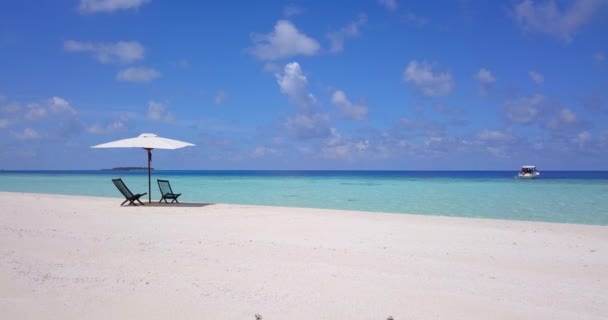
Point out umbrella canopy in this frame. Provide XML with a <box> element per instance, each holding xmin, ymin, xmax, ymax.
<box><xmin>92</xmin><ymin>133</ymin><xmax>195</xmax><ymax>203</ymax></box>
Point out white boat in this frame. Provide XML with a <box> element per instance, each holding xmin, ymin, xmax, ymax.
<box><xmin>517</xmin><ymin>165</ymin><xmax>540</xmax><ymax>179</ymax></box>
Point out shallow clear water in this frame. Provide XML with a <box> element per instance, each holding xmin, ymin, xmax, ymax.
<box><xmin>1</xmin><ymin>170</ymin><xmax>607</xmax><ymax>225</ymax></box>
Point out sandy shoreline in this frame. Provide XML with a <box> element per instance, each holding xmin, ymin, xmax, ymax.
<box><xmin>0</xmin><ymin>192</ymin><xmax>606</xmax><ymax>319</ymax></box>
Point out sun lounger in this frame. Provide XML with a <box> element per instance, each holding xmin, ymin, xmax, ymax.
<box><xmin>112</xmin><ymin>178</ymin><xmax>147</xmax><ymax>206</ymax></box>
<box><xmin>157</xmin><ymin>179</ymin><xmax>181</xmax><ymax>203</ymax></box>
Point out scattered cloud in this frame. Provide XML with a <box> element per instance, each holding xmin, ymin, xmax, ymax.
<box><xmin>283</xmin><ymin>5</ymin><xmax>305</xmax><ymax>17</ymax></box>
<box><xmin>542</xmin><ymin>107</ymin><xmax>580</xmax><ymax>130</ymax></box>
<box><xmin>512</xmin><ymin>0</ymin><xmax>606</xmax><ymax>42</ymax></box>
<box><xmin>573</xmin><ymin>130</ymin><xmax>591</xmax><ymax>147</ymax></box>
<box><xmin>64</xmin><ymin>40</ymin><xmax>145</xmax><ymax>64</ymax></box>
<box><xmin>504</xmin><ymin>94</ymin><xmax>544</xmax><ymax>124</ymax></box>
<box><xmin>529</xmin><ymin>71</ymin><xmax>544</xmax><ymax>84</ymax></box>
<box><xmin>1</xmin><ymin>102</ymin><xmax>21</xmax><ymax>113</ymax></box>
<box><xmin>505</xmin><ymin>94</ymin><xmax>585</xmax><ymax>132</ymax></box>
<box><xmin>116</xmin><ymin>67</ymin><xmax>160</xmax><ymax>83</ymax></box>
<box><xmin>249</xmin><ymin>20</ymin><xmax>320</xmax><ymax>60</ymax></box>
<box><xmin>473</xmin><ymin>68</ymin><xmax>496</xmax><ymax>84</ymax></box>
<box><xmin>594</xmin><ymin>52</ymin><xmax>605</xmax><ymax>62</ymax></box>
<box><xmin>478</xmin><ymin>129</ymin><xmax>514</xmax><ymax>142</ymax></box>
<box><xmin>147</xmin><ymin>100</ymin><xmax>174</xmax><ymax>122</ymax></box>
<box><xmin>433</xmin><ymin>104</ymin><xmax>464</xmax><ymax>116</ymax></box>
<box><xmin>252</xmin><ymin>146</ymin><xmax>281</xmax><ymax>158</ymax></box>
<box><xmin>327</xmin><ymin>14</ymin><xmax>367</xmax><ymax>53</ymax></box>
<box><xmin>25</xmin><ymin>104</ymin><xmax>48</xmax><ymax>120</ymax></box>
<box><xmin>331</xmin><ymin>90</ymin><xmax>368</xmax><ymax>120</ymax></box>
<box><xmin>87</xmin><ymin>116</ymin><xmax>128</xmax><ymax>134</ymax></box>
<box><xmin>262</xmin><ymin>62</ymin><xmax>282</xmax><ymax>73</ymax></box>
<box><xmin>321</xmin><ymin>128</ymin><xmax>372</xmax><ymax>159</ymax></box>
<box><xmin>403</xmin><ymin>60</ymin><xmax>454</xmax><ymax>97</ymax></box>
<box><xmin>560</xmin><ymin>108</ymin><xmax>577</xmax><ymax>123</ymax></box>
<box><xmin>401</xmin><ymin>11</ymin><xmax>429</xmax><ymax>27</ymax></box>
<box><xmin>378</xmin><ymin>0</ymin><xmax>398</xmax><ymax>11</ymax></box>
<box><xmin>23</xmin><ymin>97</ymin><xmax>77</xmax><ymax>121</ymax></box>
<box><xmin>78</xmin><ymin>0</ymin><xmax>150</xmax><ymax>14</ymax></box>
<box><xmin>49</xmin><ymin>97</ymin><xmax>76</xmax><ymax>115</ymax></box>
<box><xmin>275</xmin><ymin>62</ymin><xmax>317</xmax><ymax>111</ymax></box>
<box><xmin>284</xmin><ymin>113</ymin><xmax>332</xmax><ymax>140</ymax></box>
<box><xmin>214</xmin><ymin>90</ymin><xmax>227</xmax><ymax>105</ymax></box>
<box><xmin>12</xmin><ymin>127</ymin><xmax>43</xmax><ymax>140</ymax></box>
<box><xmin>56</xmin><ymin>117</ymin><xmax>86</xmax><ymax>139</ymax></box>
<box><xmin>0</xmin><ymin>118</ymin><xmax>9</xmax><ymax>128</ymax></box>
<box><xmin>473</xmin><ymin>68</ymin><xmax>496</xmax><ymax>94</ymax></box>
<box><xmin>169</xmin><ymin>59</ymin><xmax>191</xmax><ymax>69</ymax></box>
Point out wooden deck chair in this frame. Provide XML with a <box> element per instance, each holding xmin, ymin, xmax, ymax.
<box><xmin>157</xmin><ymin>179</ymin><xmax>181</xmax><ymax>203</ymax></box>
<box><xmin>112</xmin><ymin>178</ymin><xmax>147</xmax><ymax>206</ymax></box>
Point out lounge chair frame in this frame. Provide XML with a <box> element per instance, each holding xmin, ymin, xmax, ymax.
<box><xmin>112</xmin><ymin>178</ymin><xmax>147</xmax><ymax>206</ymax></box>
<box><xmin>157</xmin><ymin>179</ymin><xmax>181</xmax><ymax>203</ymax></box>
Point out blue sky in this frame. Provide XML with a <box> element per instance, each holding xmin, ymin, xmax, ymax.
<box><xmin>0</xmin><ymin>0</ymin><xmax>607</xmax><ymax>170</ymax></box>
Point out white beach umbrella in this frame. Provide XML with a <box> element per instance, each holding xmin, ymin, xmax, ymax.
<box><xmin>92</xmin><ymin>133</ymin><xmax>195</xmax><ymax>203</ymax></box>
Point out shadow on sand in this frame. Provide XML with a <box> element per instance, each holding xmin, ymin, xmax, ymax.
<box><xmin>131</xmin><ymin>202</ymin><xmax>214</xmax><ymax>208</ymax></box>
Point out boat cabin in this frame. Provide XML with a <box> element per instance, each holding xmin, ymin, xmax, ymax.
<box><xmin>520</xmin><ymin>166</ymin><xmax>537</xmax><ymax>174</ymax></box>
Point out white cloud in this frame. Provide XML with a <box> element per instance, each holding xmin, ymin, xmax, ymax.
<box><xmin>49</xmin><ymin>97</ymin><xmax>76</xmax><ymax>115</ymax></box>
<box><xmin>327</xmin><ymin>14</ymin><xmax>367</xmax><ymax>53</ymax></box>
<box><xmin>147</xmin><ymin>100</ymin><xmax>174</xmax><ymax>122</ymax></box>
<box><xmin>64</xmin><ymin>40</ymin><xmax>145</xmax><ymax>64</ymax></box>
<box><xmin>403</xmin><ymin>60</ymin><xmax>454</xmax><ymax>97</ymax></box>
<box><xmin>529</xmin><ymin>71</ymin><xmax>545</xmax><ymax>84</ymax></box>
<box><xmin>283</xmin><ymin>5</ymin><xmax>304</xmax><ymax>17</ymax></box>
<box><xmin>573</xmin><ymin>130</ymin><xmax>591</xmax><ymax>146</ymax></box>
<box><xmin>249</xmin><ymin>20</ymin><xmax>320</xmax><ymax>60</ymax></box>
<box><xmin>473</xmin><ymin>68</ymin><xmax>496</xmax><ymax>95</ymax></box>
<box><xmin>1</xmin><ymin>102</ymin><xmax>21</xmax><ymax>113</ymax></box>
<box><xmin>78</xmin><ymin>0</ymin><xmax>150</xmax><ymax>14</ymax></box>
<box><xmin>252</xmin><ymin>146</ymin><xmax>280</xmax><ymax>158</ymax></box>
<box><xmin>116</xmin><ymin>67</ymin><xmax>160</xmax><ymax>83</ymax></box>
<box><xmin>478</xmin><ymin>129</ymin><xmax>513</xmax><ymax>142</ymax></box>
<box><xmin>87</xmin><ymin>116</ymin><xmax>128</xmax><ymax>134</ymax></box>
<box><xmin>284</xmin><ymin>113</ymin><xmax>332</xmax><ymax>140</ymax></box>
<box><xmin>214</xmin><ymin>90</ymin><xmax>227</xmax><ymax>105</ymax></box>
<box><xmin>322</xmin><ymin>128</ymin><xmax>371</xmax><ymax>159</ymax></box>
<box><xmin>331</xmin><ymin>90</ymin><xmax>368</xmax><ymax>120</ymax></box>
<box><xmin>542</xmin><ymin>106</ymin><xmax>581</xmax><ymax>130</ymax></box>
<box><xmin>0</xmin><ymin>119</ymin><xmax>9</xmax><ymax>128</ymax></box>
<box><xmin>275</xmin><ymin>62</ymin><xmax>317</xmax><ymax>111</ymax></box>
<box><xmin>378</xmin><ymin>0</ymin><xmax>398</xmax><ymax>11</ymax></box>
<box><xmin>13</xmin><ymin>127</ymin><xmax>43</xmax><ymax>140</ymax></box>
<box><xmin>560</xmin><ymin>108</ymin><xmax>577</xmax><ymax>123</ymax></box>
<box><xmin>504</xmin><ymin>94</ymin><xmax>544</xmax><ymax>124</ymax></box>
<box><xmin>513</xmin><ymin>0</ymin><xmax>606</xmax><ymax>42</ymax></box>
<box><xmin>24</xmin><ymin>97</ymin><xmax>77</xmax><ymax>121</ymax></box>
<box><xmin>25</xmin><ymin>103</ymin><xmax>48</xmax><ymax>120</ymax></box>
<box><xmin>594</xmin><ymin>52</ymin><xmax>605</xmax><ymax>62</ymax></box>
<box><xmin>473</xmin><ymin>68</ymin><xmax>496</xmax><ymax>84</ymax></box>
<box><xmin>262</xmin><ymin>62</ymin><xmax>282</xmax><ymax>73</ymax></box>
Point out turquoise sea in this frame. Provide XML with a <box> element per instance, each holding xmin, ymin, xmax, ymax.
<box><xmin>1</xmin><ymin>170</ymin><xmax>607</xmax><ymax>225</ymax></box>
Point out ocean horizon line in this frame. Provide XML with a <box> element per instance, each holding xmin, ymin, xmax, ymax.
<box><xmin>3</xmin><ymin>169</ymin><xmax>608</xmax><ymax>172</ymax></box>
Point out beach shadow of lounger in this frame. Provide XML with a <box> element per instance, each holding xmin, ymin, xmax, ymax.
<box><xmin>142</xmin><ymin>202</ymin><xmax>214</xmax><ymax>208</ymax></box>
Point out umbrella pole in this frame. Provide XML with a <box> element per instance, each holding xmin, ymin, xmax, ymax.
<box><xmin>147</xmin><ymin>148</ymin><xmax>152</xmax><ymax>203</ymax></box>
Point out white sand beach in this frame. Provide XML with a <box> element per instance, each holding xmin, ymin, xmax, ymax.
<box><xmin>0</xmin><ymin>192</ymin><xmax>606</xmax><ymax>319</ymax></box>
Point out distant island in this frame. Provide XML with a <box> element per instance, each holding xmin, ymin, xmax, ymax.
<box><xmin>101</xmin><ymin>167</ymin><xmax>154</xmax><ymax>171</ymax></box>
